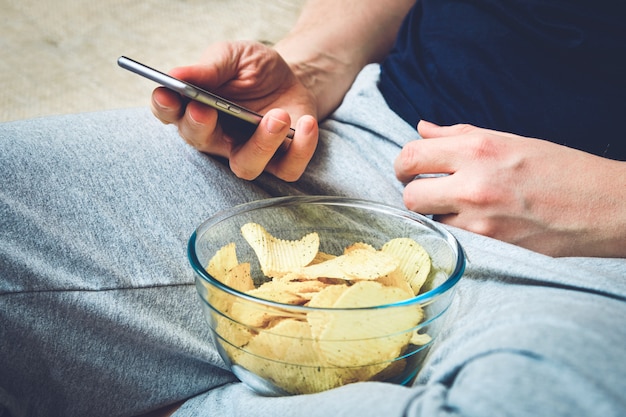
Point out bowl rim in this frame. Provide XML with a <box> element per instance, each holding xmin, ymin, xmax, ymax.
<box><xmin>188</xmin><ymin>196</ymin><xmax>466</xmax><ymax>311</ymax></box>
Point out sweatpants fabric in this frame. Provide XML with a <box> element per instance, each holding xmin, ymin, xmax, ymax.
<box><xmin>1</xmin><ymin>65</ymin><xmax>625</xmax><ymax>417</ymax></box>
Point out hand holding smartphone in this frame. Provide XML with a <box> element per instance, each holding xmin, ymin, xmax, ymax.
<box><xmin>117</xmin><ymin>56</ymin><xmax>295</xmax><ymax>142</ymax></box>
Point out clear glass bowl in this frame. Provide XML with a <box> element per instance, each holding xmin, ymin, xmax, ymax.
<box><xmin>188</xmin><ymin>196</ymin><xmax>465</xmax><ymax>396</ymax></box>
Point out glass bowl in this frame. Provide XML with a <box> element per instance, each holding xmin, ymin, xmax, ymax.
<box><xmin>188</xmin><ymin>196</ymin><xmax>465</xmax><ymax>396</ymax></box>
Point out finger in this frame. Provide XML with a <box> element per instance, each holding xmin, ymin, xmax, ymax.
<box><xmin>395</xmin><ymin>121</ymin><xmax>517</xmax><ymax>184</ymax></box>
<box><xmin>417</xmin><ymin>120</ymin><xmax>476</xmax><ymax>139</ymax></box>
<box><xmin>394</xmin><ymin>138</ymin><xmax>457</xmax><ymax>184</ymax></box>
<box><xmin>402</xmin><ymin>175</ymin><xmax>460</xmax><ymax>215</ymax></box>
<box><xmin>432</xmin><ymin>213</ymin><xmax>467</xmax><ymax>230</ymax></box>
<box><xmin>177</xmin><ymin>101</ymin><xmax>225</xmax><ymax>154</ymax></box>
<box><xmin>228</xmin><ymin>109</ymin><xmax>292</xmax><ymax>180</ymax></box>
<box><xmin>431</xmin><ymin>213</ymin><xmax>471</xmax><ymax>229</ymax></box>
<box><xmin>151</xmin><ymin>87</ymin><xmax>185</xmax><ymax>124</ymax></box>
<box><xmin>418</xmin><ymin>120</ymin><xmax>519</xmax><ymax>140</ymax></box>
<box><xmin>266</xmin><ymin>115</ymin><xmax>318</xmax><ymax>182</ymax></box>
<box><xmin>169</xmin><ymin>65</ymin><xmax>224</xmax><ymax>91</ymax></box>
<box><xmin>170</xmin><ymin>43</ymin><xmax>243</xmax><ymax>92</ymax></box>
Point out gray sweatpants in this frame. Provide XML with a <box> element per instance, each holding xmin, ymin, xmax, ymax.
<box><xmin>1</xmin><ymin>66</ymin><xmax>625</xmax><ymax>417</ymax></box>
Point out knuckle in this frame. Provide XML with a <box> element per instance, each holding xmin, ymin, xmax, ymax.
<box><xmin>229</xmin><ymin>161</ymin><xmax>259</xmax><ymax>181</ymax></box>
<box><xmin>467</xmin><ymin>218</ymin><xmax>498</xmax><ymax>238</ymax></box>
<box><xmin>249</xmin><ymin>139</ymin><xmax>279</xmax><ymax>157</ymax></box>
<box><xmin>459</xmin><ymin>180</ymin><xmax>494</xmax><ymax>206</ymax></box>
<box><xmin>453</xmin><ymin>123</ymin><xmax>476</xmax><ymax>134</ymax></box>
<box><xmin>467</xmin><ymin>134</ymin><xmax>501</xmax><ymax>160</ymax></box>
<box><xmin>397</xmin><ymin>142</ymin><xmax>420</xmax><ymax>170</ymax></box>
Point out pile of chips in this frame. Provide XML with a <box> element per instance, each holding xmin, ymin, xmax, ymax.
<box><xmin>204</xmin><ymin>222</ymin><xmax>433</xmax><ymax>394</ymax></box>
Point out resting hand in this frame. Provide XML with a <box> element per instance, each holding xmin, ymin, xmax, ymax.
<box><xmin>151</xmin><ymin>41</ymin><xmax>318</xmax><ymax>181</ymax></box>
<box><xmin>394</xmin><ymin>121</ymin><xmax>626</xmax><ymax>257</ymax></box>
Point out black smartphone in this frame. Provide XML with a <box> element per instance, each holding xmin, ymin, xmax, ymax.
<box><xmin>117</xmin><ymin>56</ymin><xmax>295</xmax><ymax>142</ymax></box>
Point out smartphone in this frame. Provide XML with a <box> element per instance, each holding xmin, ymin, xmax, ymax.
<box><xmin>117</xmin><ymin>56</ymin><xmax>295</xmax><ymax>142</ymax></box>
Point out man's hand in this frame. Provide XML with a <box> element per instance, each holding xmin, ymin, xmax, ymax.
<box><xmin>395</xmin><ymin>121</ymin><xmax>626</xmax><ymax>257</ymax></box>
<box><xmin>151</xmin><ymin>41</ymin><xmax>319</xmax><ymax>182</ymax></box>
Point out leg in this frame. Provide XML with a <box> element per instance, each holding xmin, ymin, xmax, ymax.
<box><xmin>0</xmin><ymin>66</ymin><xmax>418</xmax><ymax>417</ymax></box>
<box><xmin>0</xmin><ymin>109</ymin><xmax>245</xmax><ymax>417</ymax></box>
<box><xmin>5</xmin><ymin>66</ymin><xmax>624</xmax><ymax>417</ymax></box>
<box><xmin>172</xmin><ymin>230</ymin><xmax>626</xmax><ymax>417</ymax></box>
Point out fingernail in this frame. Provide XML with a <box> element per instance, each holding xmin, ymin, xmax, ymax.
<box><xmin>296</xmin><ymin>116</ymin><xmax>314</xmax><ymax>136</ymax></box>
<box><xmin>267</xmin><ymin>116</ymin><xmax>287</xmax><ymax>134</ymax></box>
<box><xmin>153</xmin><ymin>98</ymin><xmax>167</xmax><ymax>112</ymax></box>
<box><xmin>186</xmin><ymin>109</ymin><xmax>200</xmax><ymax>126</ymax></box>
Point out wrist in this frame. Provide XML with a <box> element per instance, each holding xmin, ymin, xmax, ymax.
<box><xmin>274</xmin><ymin>38</ymin><xmax>363</xmax><ymax>120</ymax></box>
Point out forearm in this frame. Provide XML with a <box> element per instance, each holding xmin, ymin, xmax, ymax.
<box><xmin>274</xmin><ymin>0</ymin><xmax>414</xmax><ymax>119</ymax></box>
<box><xmin>541</xmin><ymin>153</ymin><xmax>626</xmax><ymax>258</ymax></box>
<box><xmin>581</xmin><ymin>158</ymin><xmax>626</xmax><ymax>258</ymax></box>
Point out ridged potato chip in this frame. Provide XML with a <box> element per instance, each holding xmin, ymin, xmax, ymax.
<box><xmin>344</xmin><ymin>242</ymin><xmax>376</xmax><ymax>253</ymax></box>
<box><xmin>247</xmin><ymin>279</ymin><xmax>330</xmax><ymax>305</ymax></box>
<box><xmin>307</xmin><ymin>284</ymin><xmax>349</xmax><ymax>309</ymax></box>
<box><xmin>241</xmin><ymin>222</ymin><xmax>319</xmax><ymax>277</ymax></box>
<box><xmin>375</xmin><ymin>268</ymin><xmax>414</xmax><ymax>297</ymax></box>
<box><xmin>306</xmin><ymin>284</ymin><xmax>349</xmax><ymax>339</ymax></box>
<box><xmin>206</xmin><ymin>242</ymin><xmax>239</xmax><ymax>283</ymax></box>
<box><xmin>381</xmin><ymin>237</ymin><xmax>431</xmax><ymax>295</ymax></box>
<box><xmin>229</xmin><ymin>296</ymin><xmax>291</xmax><ymax>329</ymax></box>
<box><xmin>205</xmin><ymin>243</ymin><xmax>252</xmax><ymax>314</ymax></box>
<box><xmin>293</xmin><ymin>248</ymin><xmax>398</xmax><ymax>281</ymax></box>
<box><xmin>314</xmin><ymin>281</ymin><xmax>423</xmax><ymax>368</ymax></box>
<box><xmin>206</xmin><ymin>223</ymin><xmax>434</xmax><ymax>394</ymax></box>
<box><xmin>223</xmin><ymin>262</ymin><xmax>254</xmax><ymax>293</ymax></box>
<box><xmin>216</xmin><ymin>317</ymin><xmax>254</xmax><ymax>350</ymax></box>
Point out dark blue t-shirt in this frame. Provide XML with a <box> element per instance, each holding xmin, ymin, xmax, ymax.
<box><xmin>379</xmin><ymin>0</ymin><xmax>626</xmax><ymax>160</ymax></box>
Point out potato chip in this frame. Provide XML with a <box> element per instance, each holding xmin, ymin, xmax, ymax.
<box><xmin>232</xmin><ymin>319</ymin><xmax>381</xmax><ymax>395</ymax></box>
<box><xmin>204</xmin><ymin>244</ymin><xmax>254</xmax><ymax>314</ymax></box>
<box><xmin>310</xmin><ymin>251</ymin><xmax>336</xmax><ymax>264</ymax></box>
<box><xmin>330</xmin><ymin>280</ymin><xmax>410</xmax><ymax>309</ymax></box>
<box><xmin>207</xmin><ymin>223</ymin><xmax>435</xmax><ymax>394</ymax></box>
<box><xmin>294</xmin><ymin>248</ymin><xmax>398</xmax><ymax>281</ymax></box>
<box><xmin>229</xmin><ymin>297</ymin><xmax>291</xmax><ymax>329</ymax></box>
<box><xmin>306</xmin><ymin>284</ymin><xmax>349</xmax><ymax>309</ymax></box>
<box><xmin>344</xmin><ymin>242</ymin><xmax>376</xmax><ymax>253</ymax></box>
<box><xmin>223</xmin><ymin>262</ymin><xmax>255</xmax><ymax>293</ymax></box>
<box><xmin>206</xmin><ymin>242</ymin><xmax>239</xmax><ymax>283</ymax></box>
<box><xmin>244</xmin><ymin>319</ymin><xmax>319</xmax><ymax>364</ymax></box>
<box><xmin>248</xmin><ymin>280</ymin><xmax>308</xmax><ymax>305</ymax></box>
<box><xmin>315</xmin><ymin>281</ymin><xmax>423</xmax><ymax>368</ymax></box>
<box><xmin>232</xmin><ymin>319</ymin><xmax>324</xmax><ymax>392</ymax></box>
<box><xmin>282</xmin><ymin>279</ymin><xmax>332</xmax><ymax>301</ymax></box>
<box><xmin>306</xmin><ymin>284</ymin><xmax>349</xmax><ymax>339</ymax></box>
<box><xmin>410</xmin><ymin>330</ymin><xmax>432</xmax><ymax>346</ymax></box>
<box><xmin>375</xmin><ymin>268</ymin><xmax>414</xmax><ymax>297</ymax></box>
<box><xmin>244</xmin><ymin>279</ymin><xmax>327</xmax><ymax>307</ymax></box>
<box><xmin>215</xmin><ymin>316</ymin><xmax>253</xmax><ymax>349</ymax></box>
<box><xmin>232</xmin><ymin>350</ymin><xmax>355</xmax><ymax>395</ymax></box>
<box><xmin>241</xmin><ymin>222</ymin><xmax>319</xmax><ymax>277</ymax></box>
<box><xmin>337</xmin><ymin>249</ymin><xmax>398</xmax><ymax>280</ymax></box>
<box><xmin>381</xmin><ymin>237</ymin><xmax>431</xmax><ymax>295</ymax></box>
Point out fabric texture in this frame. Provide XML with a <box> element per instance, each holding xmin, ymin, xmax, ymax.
<box><xmin>378</xmin><ymin>0</ymin><xmax>626</xmax><ymax>160</ymax></box>
<box><xmin>1</xmin><ymin>65</ymin><xmax>625</xmax><ymax>417</ymax></box>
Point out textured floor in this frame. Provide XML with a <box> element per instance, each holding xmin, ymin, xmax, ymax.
<box><xmin>0</xmin><ymin>0</ymin><xmax>304</xmax><ymax>122</ymax></box>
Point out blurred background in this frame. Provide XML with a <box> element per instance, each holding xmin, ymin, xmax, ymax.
<box><xmin>0</xmin><ymin>0</ymin><xmax>305</xmax><ymax>122</ymax></box>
